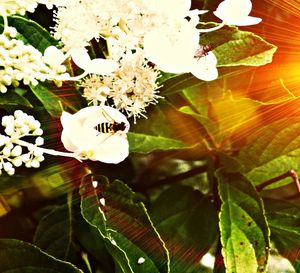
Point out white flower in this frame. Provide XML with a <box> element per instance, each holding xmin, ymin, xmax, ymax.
<box><xmin>42</xmin><ymin>46</ymin><xmax>118</xmax><ymax>81</ymax></box>
<box><xmin>147</xmin><ymin>0</ymin><xmax>191</xmax><ymax>18</ymax></box>
<box><xmin>37</xmin><ymin>0</ymin><xmax>73</xmax><ymax>9</ymax></box>
<box><xmin>144</xmin><ymin>23</ymin><xmax>199</xmax><ymax>74</ymax></box>
<box><xmin>81</xmin><ymin>50</ymin><xmax>161</xmax><ymax>121</ymax></box>
<box><xmin>53</xmin><ymin>3</ymin><xmax>101</xmax><ymax>51</ymax></box>
<box><xmin>190</xmin><ymin>52</ymin><xmax>218</xmax><ymax>81</ymax></box>
<box><xmin>0</xmin><ymin>32</ymin><xmax>68</xmax><ymax>92</ymax></box>
<box><xmin>109</xmin><ymin>50</ymin><xmax>161</xmax><ymax>121</ymax></box>
<box><xmin>0</xmin><ymin>110</ymin><xmax>46</xmax><ymax>175</ymax></box>
<box><xmin>0</xmin><ymin>0</ymin><xmax>38</xmax><ymax>16</ymax></box>
<box><xmin>70</xmin><ymin>49</ymin><xmax>119</xmax><ymax>76</ymax></box>
<box><xmin>214</xmin><ymin>0</ymin><xmax>262</xmax><ymax>26</ymax></box>
<box><xmin>60</xmin><ymin>106</ymin><xmax>130</xmax><ymax>164</ymax></box>
<box><xmin>81</xmin><ymin>75</ymin><xmax>112</xmax><ymax>105</ymax></box>
<box><xmin>144</xmin><ymin>24</ymin><xmax>218</xmax><ymax>81</ymax></box>
<box><xmin>43</xmin><ymin>46</ymin><xmax>66</xmax><ymax>68</ymax></box>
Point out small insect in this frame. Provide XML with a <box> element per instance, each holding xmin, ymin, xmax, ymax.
<box><xmin>94</xmin><ymin>108</ymin><xmax>127</xmax><ymax>134</ymax></box>
<box><xmin>194</xmin><ymin>44</ymin><xmax>213</xmax><ymax>59</ymax></box>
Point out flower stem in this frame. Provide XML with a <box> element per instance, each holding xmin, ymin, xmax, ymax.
<box><xmin>14</xmin><ymin>139</ymin><xmax>83</xmax><ymax>161</ymax></box>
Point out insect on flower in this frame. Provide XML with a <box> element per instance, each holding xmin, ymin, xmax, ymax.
<box><xmin>60</xmin><ymin>106</ymin><xmax>130</xmax><ymax>164</ymax></box>
<box><xmin>94</xmin><ymin>108</ymin><xmax>128</xmax><ymax>135</ymax></box>
<box><xmin>194</xmin><ymin>44</ymin><xmax>213</xmax><ymax>59</ymax></box>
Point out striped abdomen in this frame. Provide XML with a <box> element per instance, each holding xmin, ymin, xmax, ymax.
<box><xmin>95</xmin><ymin>123</ymin><xmax>113</xmax><ymax>134</ymax></box>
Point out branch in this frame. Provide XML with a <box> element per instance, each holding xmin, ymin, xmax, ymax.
<box><xmin>256</xmin><ymin>170</ymin><xmax>300</xmax><ymax>196</ymax></box>
<box><xmin>135</xmin><ymin>165</ymin><xmax>207</xmax><ymax>191</ymax></box>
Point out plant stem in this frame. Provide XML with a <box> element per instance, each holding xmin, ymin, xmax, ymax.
<box><xmin>255</xmin><ymin>170</ymin><xmax>300</xmax><ymax>192</ymax></box>
<box><xmin>135</xmin><ymin>165</ymin><xmax>207</xmax><ymax>191</ymax></box>
<box><xmin>213</xmin><ymin>237</ymin><xmax>225</xmax><ymax>273</ymax></box>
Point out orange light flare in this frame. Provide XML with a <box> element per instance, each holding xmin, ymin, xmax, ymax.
<box><xmin>204</xmin><ymin>0</ymin><xmax>300</xmax><ymax>148</ymax></box>
<box><xmin>248</xmin><ymin>0</ymin><xmax>300</xmax><ymax>96</ymax></box>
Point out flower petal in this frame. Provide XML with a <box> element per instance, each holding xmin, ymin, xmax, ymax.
<box><xmin>60</xmin><ymin>106</ymin><xmax>130</xmax><ymax>163</ymax></box>
<box><xmin>43</xmin><ymin>46</ymin><xmax>66</xmax><ymax>67</ymax></box>
<box><xmin>149</xmin><ymin>0</ymin><xmax>192</xmax><ymax>17</ymax></box>
<box><xmin>188</xmin><ymin>9</ymin><xmax>209</xmax><ymax>17</ymax></box>
<box><xmin>91</xmin><ymin>134</ymin><xmax>129</xmax><ymax>164</ymax></box>
<box><xmin>60</xmin><ymin>111</ymin><xmax>99</xmax><ymax>152</ymax></box>
<box><xmin>86</xmin><ymin>59</ymin><xmax>119</xmax><ymax>75</ymax></box>
<box><xmin>61</xmin><ymin>112</ymin><xmax>82</xmax><ymax>152</ymax></box>
<box><xmin>190</xmin><ymin>52</ymin><xmax>218</xmax><ymax>81</ymax></box>
<box><xmin>144</xmin><ymin>24</ymin><xmax>199</xmax><ymax>73</ymax></box>
<box><xmin>214</xmin><ymin>0</ymin><xmax>262</xmax><ymax>26</ymax></box>
<box><xmin>70</xmin><ymin>48</ymin><xmax>91</xmax><ymax>70</ymax></box>
<box><xmin>220</xmin><ymin>16</ymin><xmax>262</xmax><ymax>26</ymax></box>
<box><xmin>74</xmin><ymin>106</ymin><xmax>129</xmax><ymax>132</ymax></box>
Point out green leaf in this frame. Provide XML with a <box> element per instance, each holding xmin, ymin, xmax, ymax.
<box><xmin>34</xmin><ymin>198</ymin><xmax>72</xmax><ymax>260</ymax></box>
<box><xmin>73</xmin><ymin>208</ymin><xmax>115</xmax><ymax>273</ymax></box>
<box><xmin>0</xmin><ymin>239</ymin><xmax>83</xmax><ymax>273</ymax></box>
<box><xmin>29</xmin><ymin>83</ymin><xmax>63</xmax><ymax>117</ymax></box>
<box><xmin>179</xmin><ymin>105</ymin><xmax>220</xmax><ymax>144</ymax></box>
<box><xmin>200</xmin><ymin>24</ymin><xmax>277</xmax><ymax>67</ymax></box>
<box><xmin>237</xmin><ymin>118</ymin><xmax>300</xmax><ymax>188</ymax></box>
<box><xmin>179</xmin><ymin>90</ymin><xmax>264</xmax><ymax>146</ymax></box>
<box><xmin>150</xmin><ymin>186</ymin><xmax>218</xmax><ymax>272</ymax></box>
<box><xmin>8</xmin><ymin>15</ymin><xmax>58</xmax><ymax>52</ymax></box>
<box><xmin>158</xmin><ymin>25</ymin><xmax>277</xmax><ymax>96</ymax></box>
<box><xmin>80</xmin><ymin>175</ymin><xmax>170</xmax><ymax>273</ymax></box>
<box><xmin>128</xmin><ymin>132</ymin><xmax>187</xmax><ymax>153</ymax></box>
<box><xmin>129</xmin><ymin>102</ymin><xmax>207</xmax><ymax>154</ymax></box>
<box><xmin>0</xmin><ymin>91</ymin><xmax>32</xmax><ymax>108</ymax></box>
<box><xmin>217</xmin><ymin>170</ymin><xmax>270</xmax><ymax>273</ymax></box>
<box><xmin>159</xmin><ymin>67</ymin><xmax>252</xmax><ymax>96</ymax></box>
<box><xmin>264</xmin><ymin>198</ymin><xmax>300</xmax><ymax>269</ymax></box>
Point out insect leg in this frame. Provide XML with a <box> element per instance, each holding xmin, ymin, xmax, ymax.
<box><xmin>101</xmin><ymin>108</ymin><xmax>114</xmax><ymax>123</ymax></box>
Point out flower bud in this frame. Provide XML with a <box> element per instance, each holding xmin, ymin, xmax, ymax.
<box><xmin>33</xmin><ymin>148</ymin><xmax>43</xmax><ymax>157</ymax></box>
<box><xmin>3</xmin><ymin>162</ymin><xmax>13</xmax><ymax>172</ymax></box>
<box><xmin>33</xmin><ymin>128</ymin><xmax>43</xmax><ymax>136</ymax></box>
<box><xmin>20</xmin><ymin>125</ymin><xmax>30</xmax><ymax>134</ymax></box>
<box><xmin>11</xmin><ymin>145</ymin><xmax>22</xmax><ymax>157</ymax></box>
<box><xmin>35</xmin><ymin>137</ymin><xmax>44</xmax><ymax>146</ymax></box>
<box><xmin>25</xmin><ymin>161</ymin><xmax>32</xmax><ymax>168</ymax></box>
<box><xmin>7</xmin><ymin>168</ymin><xmax>15</xmax><ymax>176</ymax></box>
<box><xmin>36</xmin><ymin>155</ymin><xmax>45</xmax><ymax>162</ymax></box>
<box><xmin>21</xmin><ymin>154</ymin><xmax>30</xmax><ymax>162</ymax></box>
<box><xmin>2</xmin><ymin>147</ymin><xmax>11</xmax><ymax>156</ymax></box>
<box><xmin>12</xmin><ymin>158</ymin><xmax>22</xmax><ymax>167</ymax></box>
<box><xmin>4</xmin><ymin>126</ymin><xmax>14</xmax><ymax>136</ymax></box>
<box><xmin>31</xmin><ymin>159</ymin><xmax>40</xmax><ymax>168</ymax></box>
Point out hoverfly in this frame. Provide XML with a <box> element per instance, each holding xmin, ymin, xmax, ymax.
<box><xmin>94</xmin><ymin>107</ymin><xmax>128</xmax><ymax>135</ymax></box>
<box><xmin>194</xmin><ymin>44</ymin><xmax>213</xmax><ymax>59</ymax></box>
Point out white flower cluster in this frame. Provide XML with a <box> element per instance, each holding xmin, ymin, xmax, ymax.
<box><xmin>82</xmin><ymin>50</ymin><xmax>161</xmax><ymax>121</ymax></box>
<box><xmin>0</xmin><ymin>0</ymin><xmax>262</xmax><ymax>122</ymax></box>
<box><xmin>47</xmin><ymin>0</ymin><xmax>261</xmax><ymax>121</ymax></box>
<box><xmin>0</xmin><ymin>0</ymin><xmax>62</xmax><ymax>16</ymax></box>
<box><xmin>0</xmin><ymin>110</ymin><xmax>45</xmax><ymax>175</ymax></box>
<box><xmin>0</xmin><ymin>106</ymin><xmax>130</xmax><ymax>175</ymax></box>
<box><xmin>48</xmin><ymin>1</ymin><xmax>212</xmax><ymax>120</ymax></box>
<box><xmin>0</xmin><ymin>0</ymin><xmax>38</xmax><ymax>16</ymax></box>
<box><xmin>0</xmin><ymin>28</ymin><xmax>68</xmax><ymax>93</ymax></box>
